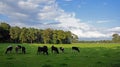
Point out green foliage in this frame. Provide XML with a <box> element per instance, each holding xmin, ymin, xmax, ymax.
<box><xmin>0</xmin><ymin>22</ymin><xmax>11</xmax><ymax>42</ymax></box>
<box><xmin>2</xmin><ymin>22</ymin><xmax>120</xmax><ymax>44</ymax></box>
<box><xmin>52</xmin><ymin>30</ymin><xmax>58</xmax><ymax>44</ymax></box>
<box><xmin>27</xmin><ymin>28</ymin><xmax>37</xmax><ymax>43</ymax></box>
<box><xmin>0</xmin><ymin>22</ymin><xmax>10</xmax><ymax>30</ymax></box>
<box><xmin>9</xmin><ymin>26</ymin><xmax>21</xmax><ymax>43</ymax></box>
<box><xmin>72</xmin><ymin>34</ymin><xmax>79</xmax><ymax>43</ymax></box>
<box><xmin>42</xmin><ymin>28</ymin><xmax>53</xmax><ymax>44</ymax></box>
<box><xmin>0</xmin><ymin>22</ymin><xmax>76</xmax><ymax>44</ymax></box>
<box><xmin>19</xmin><ymin>27</ymin><xmax>28</xmax><ymax>43</ymax></box>
<box><xmin>112</xmin><ymin>33</ymin><xmax>120</xmax><ymax>43</ymax></box>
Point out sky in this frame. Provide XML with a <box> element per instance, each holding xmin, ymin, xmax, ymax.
<box><xmin>0</xmin><ymin>0</ymin><xmax>120</xmax><ymax>40</ymax></box>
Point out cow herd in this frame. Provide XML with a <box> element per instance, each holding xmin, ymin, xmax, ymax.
<box><xmin>5</xmin><ymin>45</ymin><xmax>26</xmax><ymax>54</ymax></box>
<box><xmin>5</xmin><ymin>45</ymin><xmax>80</xmax><ymax>55</ymax></box>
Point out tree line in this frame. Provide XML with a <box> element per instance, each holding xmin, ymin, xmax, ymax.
<box><xmin>0</xmin><ymin>22</ymin><xmax>78</xmax><ymax>44</ymax></box>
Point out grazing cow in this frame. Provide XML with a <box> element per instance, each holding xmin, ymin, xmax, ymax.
<box><xmin>37</xmin><ymin>46</ymin><xmax>48</xmax><ymax>55</ymax></box>
<box><xmin>72</xmin><ymin>47</ymin><xmax>80</xmax><ymax>52</ymax></box>
<box><xmin>60</xmin><ymin>47</ymin><xmax>64</xmax><ymax>53</ymax></box>
<box><xmin>15</xmin><ymin>45</ymin><xmax>22</xmax><ymax>53</ymax></box>
<box><xmin>51</xmin><ymin>45</ymin><xmax>59</xmax><ymax>54</ymax></box>
<box><xmin>22</xmin><ymin>46</ymin><xmax>26</xmax><ymax>54</ymax></box>
<box><xmin>5</xmin><ymin>45</ymin><xmax>13</xmax><ymax>54</ymax></box>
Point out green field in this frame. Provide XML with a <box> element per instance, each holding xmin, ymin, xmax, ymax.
<box><xmin>0</xmin><ymin>43</ymin><xmax>120</xmax><ymax>67</ymax></box>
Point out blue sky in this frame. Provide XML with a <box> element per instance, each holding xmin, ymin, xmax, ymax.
<box><xmin>0</xmin><ymin>0</ymin><xmax>120</xmax><ymax>40</ymax></box>
<box><xmin>58</xmin><ymin>0</ymin><xmax>120</xmax><ymax>27</ymax></box>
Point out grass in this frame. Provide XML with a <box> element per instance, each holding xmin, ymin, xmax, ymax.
<box><xmin>0</xmin><ymin>43</ymin><xmax>120</xmax><ymax>67</ymax></box>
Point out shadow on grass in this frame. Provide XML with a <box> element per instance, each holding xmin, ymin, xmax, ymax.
<box><xmin>46</xmin><ymin>60</ymin><xmax>52</xmax><ymax>62</ymax></box>
<box><xmin>96</xmin><ymin>61</ymin><xmax>104</xmax><ymax>64</ymax></box>
<box><xmin>111</xmin><ymin>63</ymin><xmax>120</xmax><ymax>67</ymax></box>
<box><xmin>59</xmin><ymin>63</ymin><xmax>68</xmax><ymax>67</ymax></box>
<box><xmin>6</xmin><ymin>57</ymin><xmax>15</xmax><ymax>60</ymax></box>
<box><xmin>42</xmin><ymin>64</ymin><xmax>53</xmax><ymax>67</ymax></box>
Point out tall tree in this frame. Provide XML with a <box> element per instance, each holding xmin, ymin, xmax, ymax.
<box><xmin>72</xmin><ymin>33</ymin><xmax>79</xmax><ymax>43</ymax></box>
<box><xmin>112</xmin><ymin>33</ymin><xmax>120</xmax><ymax>43</ymax></box>
<box><xmin>19</xmin><ymin>27</ymin><xmax>28</xmax><ymax>43</ymax></box>
<box><xmin>64</xmin><ymin>31</ymin><xmax>72</xmax><ymax>44</ymax></box>
<box><xmin>0</xmin><ymin>22</ymin><xmax>10</xmax><ymax>30</ymax></box>
<box><xmin>9</xmin><ymin>26</ymin><xmax>21</xmax><ymax>43</ymax></box>
<box><xmin>0</xmin><ymin>26</ymin><xmax>3</xmax><ymax>42</ymax></box>
<box><xmin>52</xmin><ymin>30</ymin><xmax>58</xmax><ymax>44</ymax></box>
<box><xmin>35</xmin><ymin>29</ymin><xmax>44</xmax><ymax>43</ymax></box>
<box><xmin>57</xmin><ymin>30</ymin><xmax>66</xmax><ymax>44</ymax></box>
<box><xmin>27</xmin><ymin>28</ymin><xmax>37</xmax><ymax>43</ymax></box>
<box><xmin>0</xmin><ymin>22</ymin><xmax>11</xmax><ymax>42</ymax></box>
<box><xmin>42</xmin><ymin>28</ymin><xmax>53</xmax><ymax>44</ymax></box>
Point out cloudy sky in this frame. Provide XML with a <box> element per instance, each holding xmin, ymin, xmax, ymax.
<box><xmin>0</xmin><ymin>0</ymin><xmax>120</xmax><ymax>40</ymax></box>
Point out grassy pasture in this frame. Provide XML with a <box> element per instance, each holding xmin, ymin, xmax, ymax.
<box><xmin>0</xmin><ymin>43</ymin><xmax>120</xmax><ymax>67</ymax></box>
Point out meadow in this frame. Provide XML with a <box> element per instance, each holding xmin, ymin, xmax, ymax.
<box><xmin>0</xmin><ymin>43</ymin><xmax>120</xmax><ymax>67</ymax></box>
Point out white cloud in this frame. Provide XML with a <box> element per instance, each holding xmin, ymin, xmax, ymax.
<box><xmin>71</xmin><ymin>29</ymin><xmax>107</xmax><ymax>38</ymax></box>
<box><xmin>0</xmin><ymin>2</ymin><xmax>11</xmax><ymax>14</ymax></box>
<box><xmin>18</xmin><ymin>1</ymin><xmax>39</xmax><ymax>10</ymax></box>
<box><xmin>108</xmin><ymin>27</ymin><xmax>120</xmax><ymax>32</ymax></box>
<box><xmin>54</xmin><ymin>12</ymin><xmax>111</xmax><ymax>38</ymax></box>
<box><xmin>97</xmin><ymin>20</ymin><xmax>110</xmax><ymax>23</ymax></box>
<box><xmin>38</xmin><ymin>4</ymin><xmax>60</xmax><ymax>20</ymax></box>
<box><xmin>0</xmin><ymin>0</ymin><xmax>118</xmax><ymax>40</ymax></box>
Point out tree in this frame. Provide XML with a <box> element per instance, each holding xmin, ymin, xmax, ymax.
<box><xmin>0</xmin><ymin>22</ymin><xmax>10</xmax><ymax>30</ymax></box>
<box><xmin>0</xmin><ymin>26</ymin><xmax>3</xmax><ymax>38</ymax></box>
<box><xmin>0</xmin><ymin>22</ymin><xmax>11</xmax><ymax>42</ymax></box>
<box><xmin>35</xmin><ymin>29</ymin><xmax>44</xmax><ymax>43</ymax></box>
<box><xmin>52</xmin><ymin>30</ymin><xmax>59</xmax><ymax>44</ymax></box>
<box><xmin>19</xmin><ymin>27</ymin><xmax>28</xmax><ymax>43</ymax></box>
<box><xmin>42</xmin><ymin>28</ymin><xmax>53</xmax><ymax>44</ymax></box>
<box><xmin>57</xmin><ymin>30</ymin><xmax>66</xmax><ymax>44</ymax></box>
<box><xmin>112</xmin><ymin>33</ymin><xmax>120</xmax><ymax>43</ymax></box>
<box><xmin>64</xmin><ymin>31</ymin><xmax>72</xmax><ymax>44</ymax></box>
<box><xmin>27</xmin><ymin>28</ymin><xmax>37</xmax><ymax>43</ymax></box>
<box><xmin>72</xmin><ymin>33</ymin><xmax>79</xmax><ymax>43</ymax></box>
<box><xmin>9</xmin><ymin>26</ymin><xmax>21</xmax><ymax>43</ymax></box>
<box><xmin>0</xmin><ymin>22</ymin><xmax>78</xmax><ymax>44</ymax></box>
